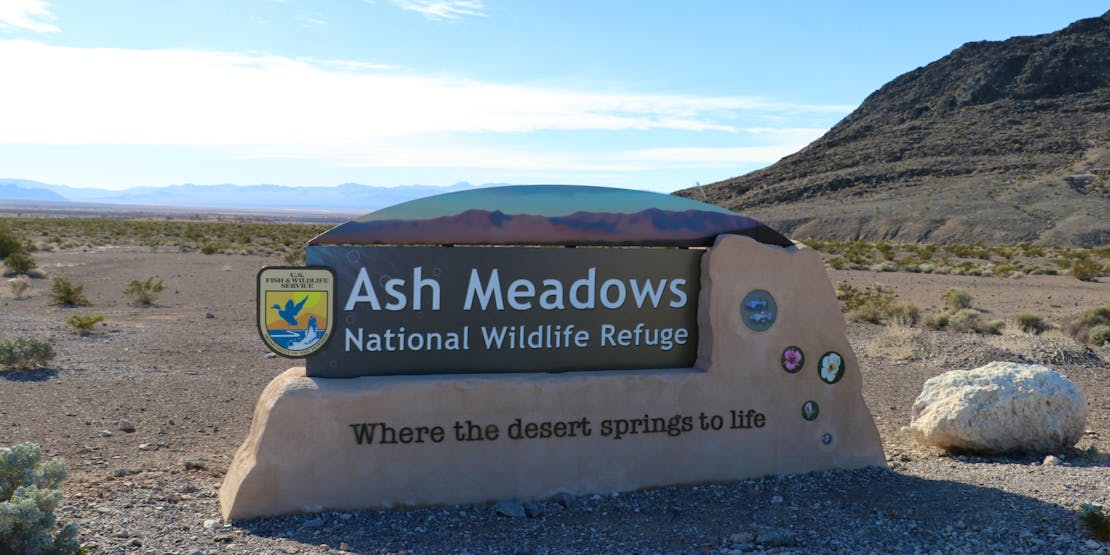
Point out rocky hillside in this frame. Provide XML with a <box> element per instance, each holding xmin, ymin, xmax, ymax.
<box><xmin>678</xmin><ymin>10</ymin><xmax>1110</xmax><ymax>246</ymax></box>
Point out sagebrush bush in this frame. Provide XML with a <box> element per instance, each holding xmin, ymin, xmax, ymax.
<box><xmin>1090</xmin><ymin>325</ymin><xmax>1110</xmax><ymax>347</ymax></box>
<box><xmin>1064</xmin><ymin>306</ymin><xmax>1110</xmax><ymax>344</ymax></box>
<box><xmin>0</xmin><ymin>338</ymin><xmax>56</xmax><ymax>371</ymax></box>
<box><xmin>123</xmin><ymin>277</ymin><xmax>165</xmax><ymax>306</ymax></box>
<box><xmin>49</xmin><ymin>278</ymin><xmax>90</xmax><ymax>307</ymax></box>
<box><xmin>1015</xmin><ymin>312</ymin><xmax>1050</xmax><ymax>334</ymax></box>
<box><xmin>66</xmin><ymin>314</ymin><xmax>104</xmax><ymax>335</ymax></box>
<box><xmin>942</xmin><ymin>288</ymin><xmax>972</xmax><ymax>311</ymax></box>
<box><xmin>0</xmin><ymin>443</ymin><xmax>82</xmax><ymax>555</ymax></box>
<box><xmin>2</xmin><ymin>251</ymin><xmax>35</xmax><ymax>274</ymax></box>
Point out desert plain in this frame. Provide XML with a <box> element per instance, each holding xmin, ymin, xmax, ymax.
<box><xmin>1</xmin><ymin>234</ymin><xmax>1108</xmax><ymax>554</ymax></box>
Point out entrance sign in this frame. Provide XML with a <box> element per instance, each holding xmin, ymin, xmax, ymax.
<box><xmin>222</xmin><ymin>185</ymin><xmax>885</xmax><ymax>521</ymax></box>
<box><xmin>306</xmin><ymin>246</ymin><xmax>702</xmax><ymax>376</ymax></box>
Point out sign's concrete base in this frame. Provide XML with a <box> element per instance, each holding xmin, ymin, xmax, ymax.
<box><xmin>220</xmin><ymin>235</ymin><xmax>885</xmax><ymax>521</ymax></box>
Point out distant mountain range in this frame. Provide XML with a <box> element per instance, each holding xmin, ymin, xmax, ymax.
<box><xmin>0</xmin><ymin>179</ymin><xmax>505</xmax><ymax>212</ymax></box>
<box><xmin>678</xmin><ymin>10</ymin><xmax>1110</xmax><ymax>246</ymax></box>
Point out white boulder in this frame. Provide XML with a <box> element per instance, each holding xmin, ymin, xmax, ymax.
<box><xmin>909</xmin><ymin>361</ymin><xmax>1087</xmax><ymax>454</ymax></box>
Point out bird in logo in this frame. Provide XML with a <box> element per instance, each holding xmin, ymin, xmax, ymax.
<box><xmin>272</xmin><ymin>296</ymin><xmax>309</xmax><ymax>327</ymax></box>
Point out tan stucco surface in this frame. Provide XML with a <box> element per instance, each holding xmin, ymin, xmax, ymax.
<box><xmin>220</xmin><ymin>234</ymin><xmax>885</xmax><ymax>520</ymax></box>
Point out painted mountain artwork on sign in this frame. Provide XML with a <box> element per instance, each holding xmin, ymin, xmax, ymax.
<box><xmin>308</xmin><ymin>185</ymin><xmax>793</xmax><ymax>248</ymax></box>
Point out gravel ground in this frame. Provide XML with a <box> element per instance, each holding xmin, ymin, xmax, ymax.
<box><xmin>2</xmin><ymin>247</ymin><xmax>1108</xmax><ymax>554</ymax></box>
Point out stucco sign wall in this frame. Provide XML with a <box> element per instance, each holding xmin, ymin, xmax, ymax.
<box><xmin>223</xmin><ymin>185</ymin><xmax>885</xmax><ymax>520</ymax></box>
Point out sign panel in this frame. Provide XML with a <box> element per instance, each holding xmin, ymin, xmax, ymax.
<box><xmin>304</xmin><ymin>246</ymin><xmax>702</xmax><ymax>377</ymax></box>
<box><xmin>257</xmin><ymin>267</ymin><xmax>336</xmax><ymax>358</ymax></box>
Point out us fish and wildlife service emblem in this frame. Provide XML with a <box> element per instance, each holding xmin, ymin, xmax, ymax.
<box><xmin>257</xmin><ymin>267</ymin><xmax>335</xmax><ymax>358</ymax></box>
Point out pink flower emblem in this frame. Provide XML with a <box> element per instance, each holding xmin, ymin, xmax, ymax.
<box><xmin>782</xmin><ymin>346</ymin><xmax>804</xmax><ymax>373</ymax></box>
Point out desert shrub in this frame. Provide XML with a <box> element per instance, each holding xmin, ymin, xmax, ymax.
<box><xmin>49</xmin><ymin>278</ymin><xmax>89</xmax><ymax>307</ymax></box>
<box><xmin>942</xmin><ymin>288</ymin><xmax>972</xmax><ymax>311</ymax></box>
<box><xmin>66</xmin><ymin>314</ymin><xmax>104</xmax><ymax>335</ymax></box>
<box><xmin>835</xmin><ymin>282</ymin><xmax>857</xmax><ymax>301</ymax></box>
<box><xmin>1090</xmin><ymin>325</ymin><xmax>1110</xmax><ymax>347</ymax></box>
<box><xmin>1071</xmin><ymin>257</ymin><xmax>1100</xmax><ymax>281</ymax></box>
<box><xmin>1079</xmin><ymin>504</ymin><xmax>1110</xmax><ymax>541</ymax></box>
<box><xmin>123</xmin><ymin>277</ymin><xmax>165</xmax><ymax>306</ymax></box>
<box><xmin>923</xmin><ymin>313</ymin><xmax>949</xmax><ymax>330</ymax></box>
<box><xmin>284</xmin><ymin>248</ymin><xmax>304</xmax><ymax>265</ymax></box>
<box><xmin>1015</xmin><ymin>312</ymin><xmax>1050</xmax><ymax>334</ymax></box>
<box><xmin>949</xmin><ymin>309</ymin><xmax>1003</xmax><ymax>335</ymax></box>
<box><xmin>9</xmin><ymin>278</ymin><xmax>30</xmax><ymax>299</ymax></box>
<box><xmin>1064</xmin><ymin>306</ymin><xmax>1110</xmax><ymax>344</ymax></box>
<box><xmin>0</xmin><ymin>224</ymin><xmax>24</xmax><ymax>259</ymax></box>
<box><xmin>2</xmin><ymin>251</ymin><xmax>35</xmax><ymax>275</ymax></box>
<box><xmin>0</xmin><ymin>338</ymin><xmax>56</xmax><ymax>371</ymax></box>
<box><xmin>200</xmin><ymin>241</ymin><xmax>227</xmax><ymax>255</ymax></box>
<box><xmin>0</xmin><ymin>443</ymin><xmax>81</xmax><ymax>554</ymax></box>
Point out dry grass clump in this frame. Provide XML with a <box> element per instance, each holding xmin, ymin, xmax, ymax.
<box><xmin>867</xmin><ymin>324</ymin><xmax>919</xmax><ymax>361</ymax></box>
<box><xmin>1063</xmin><ymin>306</ymin><xmax>1110</xmax><ymax>345</ymax></box>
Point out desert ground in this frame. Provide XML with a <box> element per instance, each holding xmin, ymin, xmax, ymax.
<box><xmin>1</xmin><ymin>244</ymin><xmax>1108</xmax><ymax>554</ymax></box>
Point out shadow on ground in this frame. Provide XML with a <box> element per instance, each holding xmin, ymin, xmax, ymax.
<box><xmin>1</xmin><ymin>367</ymin><xmax>58</xmax><ymax>382</ymax></box>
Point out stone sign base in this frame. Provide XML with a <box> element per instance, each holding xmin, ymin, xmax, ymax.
<box><xmin>220</xmin><ymin>235</ymin><xmax>885</xmax><ymax>521</ymax></box>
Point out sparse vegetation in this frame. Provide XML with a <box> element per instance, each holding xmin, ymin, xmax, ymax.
<box><xmin>49</xmin><ymin>278</ymin><xmax>90</xmax><ymax>307</ymax></box>
<box><xmin>66</xmin><ymin>314</ymin><xmax>105</xmax><ymax>335</ymax></box>
<box><xmin>9</xmin><ymin>278</ymin><xmax>30</xmax><ymax>299</ymax></box>
<box><xmin>0</xmin><ymin>443</ymin><xmax>81</xmax><ymax>554</ymax></box>
<box><xmin>1014</xmin><ymin>312</ymin><xmax>1050</xmax><ymax>334</ymax></box>
<box><xmin>802</xmin><ymin>238</ymin><xmax>1109</xmax><ymax>279</ymax></box>
<box><xmin>0</xmin><ymin>217</ymin><xmax>327</xmax><ymax>262</ymax></box>
<box><xmin>0</xmin><ymin>338</ymin><xmax>56</xmax><ymax>371</ymax></box>
<box><xmin>124</xmin><ymin>277</ymin><xmax>165</xmax><ymax>306</ymax></box>
<box><xmin>1064</xmin><ymin>306</ymin><xmax>1110</xmax><ymax>345</ymax></box>
<box><xmin>2</xmin><ymin>251</ymin><xmax>36</xmax><ymax>275</ymax></box>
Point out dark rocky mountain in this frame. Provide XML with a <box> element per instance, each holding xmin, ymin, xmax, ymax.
<box><xmin>678</xmin><ymin>10</ymin><xmax>1110</xmax><ymax>246</ymax></box>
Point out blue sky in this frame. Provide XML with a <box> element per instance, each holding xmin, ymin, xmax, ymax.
<box><xmin>0</xmin><ymin>1</ymin><xmax>1105</xmax><ymax>193</ymax></box>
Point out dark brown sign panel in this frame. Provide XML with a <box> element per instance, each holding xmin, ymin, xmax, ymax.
<box><xmin>305</xmin><ymin>246</ymin><xmax>702</xmax><ymax>377</ymax></box>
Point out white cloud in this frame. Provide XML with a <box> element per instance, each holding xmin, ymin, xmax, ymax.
<box><xmin>390</xmin><ymin>0</ymin><xmax>486</xmax><ymax>20</ymax></box>
<box><xmin>295</xmin><ymin>14</ymin><xmax>328</xmax><ymax>27</ymax></box>
<box><xmin>0</xmin><ymin>0</ymin><xmax>59</xmax><ymax>33</ymax></box>
<box><xmin>0</xmin><ymin>41</ymin><xmax>844</xmax><ymax>147</ymax></box>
